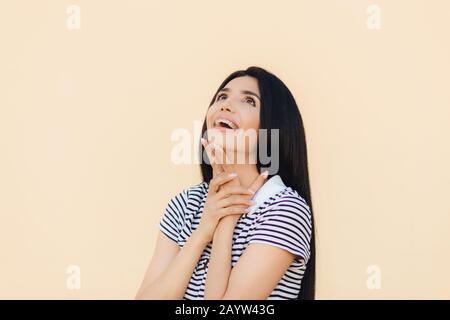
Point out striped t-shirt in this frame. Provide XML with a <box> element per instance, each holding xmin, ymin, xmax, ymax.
<box><xmin>158</xmin><ymin>174</ymin><xmax>312</xmax><ymax>300</ymax></box>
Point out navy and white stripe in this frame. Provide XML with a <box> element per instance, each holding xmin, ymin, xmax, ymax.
<box><xmin>159</xmin><ymin>175</ymin><xmax>312</xmax><ymax>300</ymax></box>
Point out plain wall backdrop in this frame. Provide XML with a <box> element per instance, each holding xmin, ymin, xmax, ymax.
<box><xmin>0</xmin><ymin>0</ymin><xmax>449</xmax><ymax>299</ymax></box>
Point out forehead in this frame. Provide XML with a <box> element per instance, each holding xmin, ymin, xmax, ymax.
<box><xmin>223</xmin><ymin>76</ymin><xmax>260</xmax><ymax>95</ymax></box>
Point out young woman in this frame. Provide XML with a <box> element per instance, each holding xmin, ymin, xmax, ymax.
<box><xmin>136</xmin><ymin>66</ymin><xmax>315</xmax><ymax>300</ymax></box>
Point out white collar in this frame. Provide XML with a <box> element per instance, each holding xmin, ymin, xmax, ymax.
<box><xmin>248</xmin><ymin>174</ymin><xmax>287</xmax><ymax>215</ymax></box>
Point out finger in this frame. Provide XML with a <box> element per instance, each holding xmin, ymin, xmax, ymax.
<box><xmin>211</xmin><ymin>146</ymin><xmax>225</xmax><ymax>175</ymax></box>
<box><xmin>248</xmin><ymin>170</ymin><xmax>269</xmax><ymax>194</ymax></box>
<box><xmin>208</xmin><ymin>172</ymin><xmax>238</xmax><ymax>194</ymax></box>
<box><xmin>207</xmin><ymin>140</ymin><xmax>225</xmax><ymax>175</ymax></box>
<box><xmin>201</xmin><ymin>138</ymin><xmax>217</xmax><ymax>169</ymax></box>
<box><xmin>217</xmin><ymin>185</ymin><xmax>255</xmax><ymax>199</ymax></box>
<box><xmin>206</xmin><ymin>136</ymin><xmax>225</xmax><ymax>173</ymax></box>
<box><xmin>201</xmin><ymin>138</ymin><xmax>224</xmax><ymax>176</ymax></box>
<box><xmin>210</xmin><ymin>142</ymin><xmax>232</xmax><ymax>173</ymax></box>
<box><xmin>217</xmin><ymin>195</ymin><xmax>256</xmax><ymax>208</ymax></box>
<box><xmin>217</xmin><ymin>206</ymin><xmax>250</xmax><ymax>219</ymax></box>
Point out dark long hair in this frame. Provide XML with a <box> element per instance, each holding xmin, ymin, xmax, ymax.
<box><xmin>198</xmin><ymin>66</ymin><xmax>316</xmax><ymax>300</ymax></box>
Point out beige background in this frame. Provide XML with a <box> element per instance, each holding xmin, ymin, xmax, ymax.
<box><xmin>1</xmin><ymin>0</ymin><xmax>449</xmax><ymax>299</ymax></box>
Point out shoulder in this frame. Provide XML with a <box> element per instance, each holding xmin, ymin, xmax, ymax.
<box><xmin>185</xmin><ymin>181</ymin><xmax>208</xmax><ymax>198</ymax></box>
<box><xmin>160</xmin><ymin>182</ymin><xmax>208</xmax><ymax>234</ymax></box>
<box><xmin>260</xmin><ymin>187</ymin><xmax>312</xmax><ymax>228</ymax></box>
<box><xmin>168</xmin><ymin>181</ymin><xmax>208</xmax><ymax>209</ymax></box>
<box><xmin>249</xmin><ymin>186</ymin><xmax>313</xmax><ymax>264</ymax></box>
<box><xmin>274</xmin><ymin>187</ymin><xmax>311</xmax><ymax>214</ymax></box>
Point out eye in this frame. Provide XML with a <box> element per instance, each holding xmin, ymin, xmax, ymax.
<box><xmin>217</xmin><ymin>93</ymin><xmax>227</xmax><ymax>101</ymax></box>
<box><xmin>245</xmin><ymin>96</ymin><xmax>256</xmax><ymax>106</ymax></box>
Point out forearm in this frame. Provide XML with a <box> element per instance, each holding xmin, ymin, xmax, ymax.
<box><xmin>136</xmin><ymin>229</ymin><xmax>210</xmax><ymax>300</ymax></box>
<box><xmin>204</xmin><ymin>216</ymin><xmax>239</xmax><ymax>299</ymax></box>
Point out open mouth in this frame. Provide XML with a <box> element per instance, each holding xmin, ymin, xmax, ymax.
<box><xmin>214</xmin><ymin>118</ymin><xmax>238</xmax><ymax>130</ymax></box>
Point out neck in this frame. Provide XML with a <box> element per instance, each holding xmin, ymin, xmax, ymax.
<box><xmin>225</xmin><ymin>163</ymin><xmax>260</xmax><ymax>189</ymax></box>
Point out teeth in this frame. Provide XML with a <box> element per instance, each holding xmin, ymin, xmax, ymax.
<box><xmin>215</xmin><ymin>118</ymin><xmax>237</xmax><ymax>129</ymax></box>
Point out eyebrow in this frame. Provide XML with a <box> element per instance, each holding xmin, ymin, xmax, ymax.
<box><xmin>218</xmin><ymin>87</ymin><xmax>261</xmax><ymax>101</ymax></box>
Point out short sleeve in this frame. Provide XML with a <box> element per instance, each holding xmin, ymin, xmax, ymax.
<box><xmin>159</xmin><ymin>188</ymin><xmax>189</xmax><ymax>244</ymax></box>
<box><xmin>248</xmin><ymin>195</ymin><xmax>312</xmax><ymax>265</ymax></box>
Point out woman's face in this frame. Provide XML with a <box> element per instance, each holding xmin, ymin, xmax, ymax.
<box><xmin>206</xmin><ymin>76</ymin><xmax>261</xmax><ymax>159</ymax></box>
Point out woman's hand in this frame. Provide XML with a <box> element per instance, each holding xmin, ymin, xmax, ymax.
<box><xmin>201</xmin><ymin>136</ymin><xmax>268</xmax><ymax>198</ymax></box>
<box><xmin>196</xmin><ymin>171</ymin><xmax>255</xmax><ymax>243</ymax></box>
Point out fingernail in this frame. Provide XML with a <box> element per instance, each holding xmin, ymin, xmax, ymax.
<box><xmin>261</xmin><ymin>171</ymin><xmax>269</xmax><ymax>178</ymax></box>
<box><xmin>249</xmin><ymin>200</ymin><xmax>256</xmax><ymax>205</ymax></box>
<box><xmin>243</xmin><ymin>208</ymin><xmax>250</xmax><ymax>213</ymax></box>
<box><xmin>248</xmin><ymin>189</ymin><xmax>255</xmax><ymax>195</ymax></box>
<box><xmin>229</xmin><ymin>172</ymin><xmax>237</xmax><ymax>177</ymax></box>
<box><xmin>201</xmin><ymin>138</ymin><xmax>207</xmax><ymax>145</ymax></box>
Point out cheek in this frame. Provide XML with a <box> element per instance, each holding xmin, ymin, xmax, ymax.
<box><xmin>205</xmin><ymin>106</ymin><xmax>217</xmax><ymax>129</ymax></box>
<box><xmin>248</xmin><ymin>112</ymin><xmax>260</xmax><ymax>152</ymax></box>
<box><xmin>236</xmin><ymin>110</ymin><xmax>259</xmax><ymax>154</ymax></box>
<box><xmin>241</xmin><ymin>110</ymin><xmax>260</xmax><ymax>131</ymax></box>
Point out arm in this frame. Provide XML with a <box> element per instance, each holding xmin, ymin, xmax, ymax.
<box><xmin>221</xmin><ymin>243</ymin><xmax>296</xmax><ymax>299</ymax></box>
<box><xmin>204</xmin><ymin>217</ymin><xmax>295</xmax><ymax>300</ymax></box>
<box><xmin>135</xmin><ymin>229</ymin><xmax>209</xmax><ymax>300</ymax></box>
<box><xmin>221</xmin><ymin>197</ymin><xmax>312</xmax><ymax>299</ymax></box>
<box><xmin>135</xmin><ymin>172</ymin><xmax>251</xmax><ymax>300</ymax></box>
<box><xmin>204</xmin><ymin>215</ymin><xmax>239</xmax><ymax>299</ymax></box>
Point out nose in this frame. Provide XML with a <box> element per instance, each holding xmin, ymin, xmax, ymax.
<box><xmin>220</xmin><ymin>104</ymin><xmax>234</xmax><ymax>113</ymax></box>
